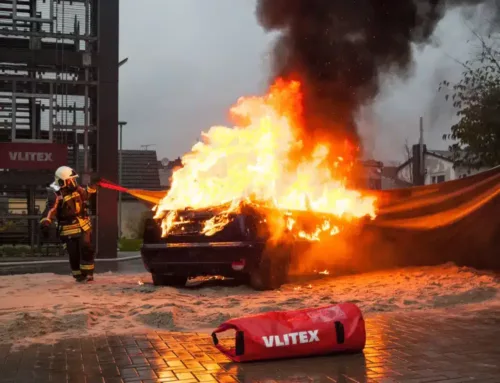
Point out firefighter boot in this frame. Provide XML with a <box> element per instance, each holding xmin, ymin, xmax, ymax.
<box><xmin>80</xmin><ymin>231</ymin><xmax>95</xmax><ymax>282</ymax></box>
<box><xmin>75</xmin><ymin>274</ymin><xmax>87</xmax><ymax>282</ymax></box>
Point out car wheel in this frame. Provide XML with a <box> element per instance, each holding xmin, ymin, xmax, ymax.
<box><xmin>151</xmin><ymin>273</ymin><xmax>188</xmax><ymax>287</ymax></box>
<box><xmin>249</xmin><ymin>242</ymin><xmax>291</xmax><ymax>291</ymax></box>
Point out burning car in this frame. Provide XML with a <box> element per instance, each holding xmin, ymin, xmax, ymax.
<box><xmin>140</xmin><ymin>200</ymin><xmax>367</xmax><ymax>290</ymax></box>
<box><xmin>141</xmin><ymin>204</ymin><xmax>294</xmax><ymax>290</ymax></box>
<box><xmin>138</xmin><ymin>79</ymin><xmax>377</xmax><ymax>290</ymax></box>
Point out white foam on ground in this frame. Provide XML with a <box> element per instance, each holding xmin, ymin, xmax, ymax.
<box><xmin>0</xmin><ymin>262</ymin><xmax>498</xmax><ymax>350</ymax></box>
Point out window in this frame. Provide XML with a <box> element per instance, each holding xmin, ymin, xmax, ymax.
<box><xmin>431</xmin><ymin>175</ymin><xmax>446</xmax><ymax>184</ymax></box>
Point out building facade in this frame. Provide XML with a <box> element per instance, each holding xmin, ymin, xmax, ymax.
<box><xmin>0</xmin><ymin>0</ymin><xmax>119</xmax><ymax>257</ymax></box>
<box><xmin>397</xmin><ymin>146</ymin><xmax>489</xmax><ymax>186</ymax></box>
<box><xmin>118</xmin><ymin>150</ymin><xmax>162</xmax><ymax>239</ymax></box>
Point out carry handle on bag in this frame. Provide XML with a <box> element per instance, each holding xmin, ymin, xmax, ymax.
<box><xmin>212</xmin><ymin>323</ymin><xmax>246</xmax><ymax>360</ymax></box>
<box><xmin>211</xmin><ymin>303</ymin><xmax>366</xmax><ymax>363</ymax></box>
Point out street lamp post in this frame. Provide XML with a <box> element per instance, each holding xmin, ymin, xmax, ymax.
<box><xmin>117</xmin><ymin>57</ymin><xmax>128</xmax><ymax>240</ymax></box>
<box><xmin>118</xmin><ymin>121</ymin><xmax>127</xmax><ymax>239</ymax></box>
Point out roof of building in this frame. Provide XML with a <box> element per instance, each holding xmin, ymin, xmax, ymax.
<box><xmin>427</xmin><ymin>149</ymin><xmax>452</xmax><ymax>159</ymax></box>
<box><xmin>119</xmin><ymin>150</ymin><xmax>162</xmax><ymax>191</ymax></box>
<box><xmin>397</xmin><ymin>147</ymin><xmax>456</xmax><ymax>173</ymax></box>
<box><xmin>426</xmin><ymin>149</ymin><xmax>456</xmax><ymax>162</ymax></box>
<box><xmin>381</xmin><ymin>166</ymin><xmax>413</xmax><ymax>188</ymax></box>
<box><xmin>158</xmin><ymin>157</ymin><xmax>183</xmax><ymax>170</ymax></box>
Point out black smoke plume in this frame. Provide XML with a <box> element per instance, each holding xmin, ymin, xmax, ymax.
<box><xmin>256</xmin><ymin>0</ymin><xmax>498</xmax><ymax>159</ymax></box>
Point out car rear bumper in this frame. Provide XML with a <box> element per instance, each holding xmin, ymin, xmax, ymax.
<box><xmin>141</xmin><ymin>241</ymin><xmax>266</xmax><ymax>277</ymax></box>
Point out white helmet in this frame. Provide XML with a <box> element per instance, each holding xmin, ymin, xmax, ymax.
<box><xmin>50</xmin><ymin>166</ymin><xmax>79</xmax><ymax>191</ymax></box>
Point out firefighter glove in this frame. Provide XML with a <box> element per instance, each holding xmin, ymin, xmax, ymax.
<box><xmin>40</xmin><ymin>218</ymin><xmax>51</xmax><ymax>228</ymax></box>
<box><xmin>87</xmin><ymin>184</ymin><xmax>99</xmax><ymax>193</ymax></box>
<box><xmin>40</xmin><ymin>220</ymin><xmax>51</xmax><ymax>239</ymax></box>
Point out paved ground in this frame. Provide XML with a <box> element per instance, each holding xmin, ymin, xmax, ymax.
<box><xmin>0</xmin><ymin>253</ymin><xmax>142</xmax><ymax>276</ymax></box>
<box><xmin>1</xmin><ymin>307</ymin><xmax>499</xmax><ymax>383</ymax></box>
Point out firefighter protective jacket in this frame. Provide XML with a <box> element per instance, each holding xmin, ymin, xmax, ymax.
<box><xmin>40</xmin><ymin>185</ymin><xmax>97</xmax><ymax>237</ymax></box>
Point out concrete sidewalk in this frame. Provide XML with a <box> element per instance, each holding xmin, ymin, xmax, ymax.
<box><xmin>1</xmin><ymin>307</ymin><xmax>499</xmax><ymax>383</ymax></box>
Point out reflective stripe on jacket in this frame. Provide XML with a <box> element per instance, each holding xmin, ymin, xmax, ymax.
<box><xmin>40</xmin><ymin>185</ymin><xmax>95</xmax><ymax>237</ymax></box>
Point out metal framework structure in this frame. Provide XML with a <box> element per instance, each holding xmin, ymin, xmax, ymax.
<box><xmin>0</xmin><ymin>0</ymin><xmax>119</xmax><ymax>258</ymax></box>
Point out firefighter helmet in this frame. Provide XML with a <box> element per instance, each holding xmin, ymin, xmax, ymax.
<box><xmin>50</xmin><ymin>166</ymin><xmax>79</xmax><ymax>191</ymax></box>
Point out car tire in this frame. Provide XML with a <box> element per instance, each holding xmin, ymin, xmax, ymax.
<box><xmin>151</xmin><ymin>273</ymin><xmax>188</xmax><ymax>287</ymax></box>
<box><xmin>249</xmin><ymin>241</ymin><xmax>291</xmax><ymax>291</ymax></box>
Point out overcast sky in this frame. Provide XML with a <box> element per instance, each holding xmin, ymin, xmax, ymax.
<box><xmin>118</xmin><ymin>0</ymin><xmax>487</xmax><ymax>164</ymax></box>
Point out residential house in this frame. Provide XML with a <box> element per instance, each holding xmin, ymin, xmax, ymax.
<box><xmin>397</xmin><ymin>145</ymin><xmax>489</xmax><ymax>186</ymax></box>
<box><xmin>118</xmin><ymin>150</ymin><xmax>162</xmax><ymax>238</ymax></box>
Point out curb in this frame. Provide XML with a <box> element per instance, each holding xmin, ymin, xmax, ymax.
<box><xmin>0</xmin><ymin>254</ymin><xmax>141</xmax><ymax>267</ymax></box>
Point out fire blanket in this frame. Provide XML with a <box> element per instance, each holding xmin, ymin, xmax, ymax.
<box><xmin>211</xmin><ymin>303</ymin><xmax>365</xmax><ymax>362</ymax></box>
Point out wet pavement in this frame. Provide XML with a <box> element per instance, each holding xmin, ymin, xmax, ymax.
<box><xmin>1</xmin><ymin>307</ymin><xmax>499</xmax><ymax>383</ymax></box>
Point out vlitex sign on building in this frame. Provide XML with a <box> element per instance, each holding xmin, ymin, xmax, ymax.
<box><xmin>0</xmin><ymin>143</ymin><xmax>68</xmax><ymax>170</ymax></box>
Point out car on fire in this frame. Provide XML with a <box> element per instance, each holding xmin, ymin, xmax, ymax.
<box><xmin>141</xmin><ymin>204</ymin><xmax>297</xmax><ymax>290</ymax></box>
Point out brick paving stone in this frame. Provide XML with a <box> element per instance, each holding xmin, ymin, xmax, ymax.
<box><xmin>1</xmin><ymin>308</ymin><xmax>500</xmax><ymax>383</ymax></box>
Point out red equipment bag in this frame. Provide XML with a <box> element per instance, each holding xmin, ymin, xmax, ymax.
<box><xmin>211</xmin><ymin>303</ymin><xmax>365</xmax><ymax>362</ymax></box>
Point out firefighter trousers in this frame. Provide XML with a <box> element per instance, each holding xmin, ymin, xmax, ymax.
<box><xmin>62</xmin><ymin>230</ymin><xmax>95</xmax><ymax>279</ymax></box>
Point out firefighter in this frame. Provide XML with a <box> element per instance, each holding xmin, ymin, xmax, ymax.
<box><xmin>40</xmin><ymin>166</ymin><xmax>99</xmax><ymax>282</ymax></box>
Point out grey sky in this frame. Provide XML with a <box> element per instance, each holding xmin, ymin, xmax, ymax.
<box><xmin>118</xmin><ymin>0</ymin><xmax>487</xmax><ymax>164</ymax></box>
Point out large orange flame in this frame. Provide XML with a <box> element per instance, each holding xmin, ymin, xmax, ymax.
<box><xmin>154</xmin><ymin>79</ymin><xmax>377</xmax><ymax>240</ymax></box>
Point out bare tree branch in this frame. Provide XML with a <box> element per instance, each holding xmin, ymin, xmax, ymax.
<box><xmin>442</xmin><ymin>51</ymin><xmax>474</xmax><ymax>73</ymax></box>
<box><xmin>462</xmin><ymin>20</ymin><xmax>500</xmax><ymax>71</ymax></box>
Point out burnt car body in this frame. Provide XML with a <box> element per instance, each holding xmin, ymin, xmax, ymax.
<box><xmin>141</xmin><ymin>207</ymin><xmax>296</xmax><ymax>290</ymax></box>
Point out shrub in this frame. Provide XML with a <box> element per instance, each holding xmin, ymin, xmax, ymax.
<box><xmin>124</xmin><ymin>210</ymin><xmax>153</xmax><ymax>239</ymax></box>
<box><xmin>118</xmin><ymin>238</ymin><xmax>143</xmax><ymax>252</ymax></box>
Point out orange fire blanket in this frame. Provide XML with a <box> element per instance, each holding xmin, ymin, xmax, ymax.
<box><xmin>98</xmin><ymin>165</ymin><xmax>500</xmax><ymax>230</ymax></box>
<box><xmin>370</xmin><ymin>165</ymin><xmax>500</xmax><ymax>230</ymax></box>
<box><xmin>97</xmin><ymin>179</ymin><xmax>166</xmax><ymax>205</ymax></box>
<box><xmin>97</xmin><ymin>167</ymin><xmax>500</xmax><ymax>270</ymax></box>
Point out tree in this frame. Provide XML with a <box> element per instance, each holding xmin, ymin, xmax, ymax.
<box><xmin>440</xmin><ymin>26</ymin><xmax>500</xmax><ymax>169</ymax></box>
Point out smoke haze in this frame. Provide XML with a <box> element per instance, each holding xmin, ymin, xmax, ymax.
<box><xmin>255</xmin><ymin>0</ymin><xmax>499</xmax><ymax>159</ymax></box>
